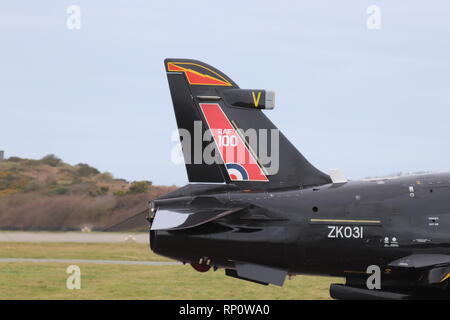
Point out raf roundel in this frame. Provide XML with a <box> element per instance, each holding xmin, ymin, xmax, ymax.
<box><xmin>226</xmin><ymin>163</ymin><xmax>249</xmax><ymax>181</ymax></box>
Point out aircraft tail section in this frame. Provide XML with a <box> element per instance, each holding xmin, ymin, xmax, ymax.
<box><xmin>165</xmin><ymin>58</ymin><xmax>331</xmax><ymax>189</ymax></box>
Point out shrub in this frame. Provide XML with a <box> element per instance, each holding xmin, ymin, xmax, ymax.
<box><xmin>0</xmin><ymin>171</ymin><xmax>31</xmax><ymax>194</ymax></box>
<box><xmin>88</xmin><ymin>186</ymin><xmax>109</xmax><ymax>197</ymax></box>
<box><xmin>76</xmin><ymin>163</ymin><xmax>100</xmax><ymax>176</ymax></box>
<box><xmin>128</xmin><ymin>181</ymin><xmax>152</xmax><ymax>194</ymax></box>
<box><xmin>40</xmin><ymin>154</ymin><xmax>62</xmax><ymax>167</ymax></box>
<box><xmin>48</xmin><ymin>186</ymin><xmax>69</xmax><ymax>195</ymax></box>
<box><xmin>23</xmin><ymin>180</ymin><xmax>42</xmax><ymax>192</ymax></box>
<box><xmin>113</xmin><ymin>190</ymin><xmax>127</xmax><ymax>196</ymax></box>
<box><xmin>68</xmin><ymin>182</ymin><xmax>93</xmax><ymax>195</ymax></box>
<box><xmin>7</xmin><ymin>157</ymin><xmax>23</xmax><ymax>162</ymax></box>
<box><xmin>23</xmin><ymin>159</ymin><xmax>40</xmax><ymax>166</ymax></box>
<box><xmin>98</xmin><ymin>172</ymin><xmax>114</xmax><ymax>181</ymax></box>
<box><xmin>7</xmin><ymin>165</ymin><xmax>22</xmax><ymax>173</ymax></box>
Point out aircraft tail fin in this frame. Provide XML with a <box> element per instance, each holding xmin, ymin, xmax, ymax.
<box><xmin>165</xmin><ymin>58</ymin><xmax>331</xmax><ymax>189</ymax></box>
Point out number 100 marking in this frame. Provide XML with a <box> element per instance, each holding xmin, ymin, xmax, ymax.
<box><xmin>218</xmin><ymin>135</ymin><xmax>238</xmax><ymax>147</ymax></box>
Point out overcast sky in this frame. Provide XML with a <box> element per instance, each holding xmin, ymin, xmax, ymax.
<box><xmin>1</xmin><ymin>0</ymin><xmax>449</xmax><ymax>185</ymax></box>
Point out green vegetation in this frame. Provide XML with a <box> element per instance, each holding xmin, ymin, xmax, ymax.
<box><xmin>0</xmin><ymin>242</ymin><xmax>341</xmax><ymax>299</ymax></box>
<box><xmin>0</xmin><ymin>155</ymin><xmax>177</xmax><ymax>230</ymax></box>
<box><xmin>75</xmin><ymin>163</ymin><xmax>100</xmax><ymax>177</ymax></box>
<box><xmin>0</xmin><ymin>263</ymin><xmax>338</xmax><ymax>299</ymax></box>
<box><xmin>0</xmin><ymin>171</ymin><xmax>32</xmax><ymax>196</ymax></box>
<box><xmin>114</xmin><ymin>181</ymin><xmax>152</xmax><ymax>196</ymax></box>
<box><xmin>0</xmin><ymin>242</ymin><xmax>170</xmax><ymax>262</ymax></box>
<box><xmin>40</xmin><ymin>154</ymin><xmax>63</xmax><ymax>167</ymax></box>
<box><xmin>128</xmin><ymin>181</ymin><xmax>152</xmax><ymax>194</ymax></box>
<box><xmin>48</xmin><ymin>186</ymin><xmax>69</xmax><ymax>195</ymax></box>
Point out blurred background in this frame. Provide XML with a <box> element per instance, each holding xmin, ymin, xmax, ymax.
<box><xmin>0</xmin><ymin>0</ymin><xmax>448</xmax><ymax>299</ymax></box>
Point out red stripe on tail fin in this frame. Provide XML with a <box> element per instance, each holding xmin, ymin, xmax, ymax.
<box><xmin>199</xmin><ymin>103</ymin><xmax>268</xmax><ymax>182</ymax></box>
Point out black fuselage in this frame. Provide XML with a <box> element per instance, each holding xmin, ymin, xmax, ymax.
<box><xmin>151</xmin><ymin>172</ymin><xmax>450</xmax><ymax>279</ymax></box>
<box><xmin>156</xmin><ymin>58</ymin><xmax>450</xmax><ymax>299</ymax></box>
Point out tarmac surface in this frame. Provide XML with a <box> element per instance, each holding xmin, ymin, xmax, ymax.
<box><xmin>0</xmin><ymin>231</ymin><xmax>149</xmax><ymax>243</ymax></box>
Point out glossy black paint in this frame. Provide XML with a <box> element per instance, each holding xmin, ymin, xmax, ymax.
<box><xmin>151</xmin><ymin>173</ymin><xmax>450</xmax><ymax>296</ymax></box>
<box><xmin>165</xmin><ymin>58</ymin><xmax>331</xmax><ymax>189</ymax></box>
<box><xmin>152</xmin><ymin>59</ymin><xmax>450</xmax><ymax>299</ymax></box>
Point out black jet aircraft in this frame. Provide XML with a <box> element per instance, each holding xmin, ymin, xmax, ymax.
<box><xmin>148</xmin><ymin>58</ymin><xmax>450</xmax><ymax>300</ymax></box>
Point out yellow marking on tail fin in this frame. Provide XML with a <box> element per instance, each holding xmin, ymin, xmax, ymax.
<box><xmin>252</xmin><ymin>91</ymin><xmax>262</xmax><ymax>107</ymax></box>
<box><xmin>440</xmin><ymin>272</ymin><xmax>450</xmax><ymax>283</ymax></box>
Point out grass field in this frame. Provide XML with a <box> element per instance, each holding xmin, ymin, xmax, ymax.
<box><xmin>0</xmin><ymin>242</ymin><xmax>170</xmax><ymax>261</ymax></box>
<box><xmin>0</xmin><ymin>242</ymin><xmax>342</xmax><ymax>299</ymax></box>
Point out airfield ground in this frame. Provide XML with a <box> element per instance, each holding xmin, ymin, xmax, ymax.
<box><xmin>0</xmin><ymin>234</ymin><xmax>342</xmax><ymax>299</ymax></box>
